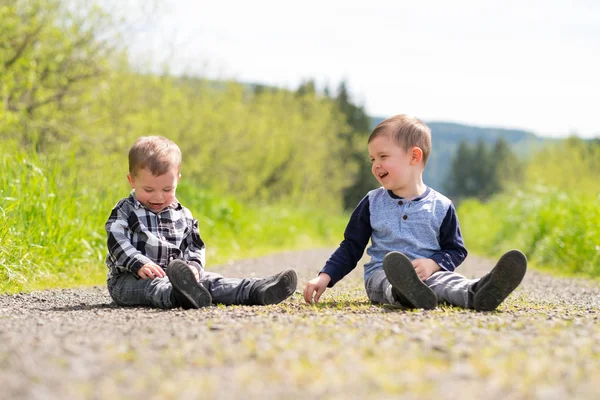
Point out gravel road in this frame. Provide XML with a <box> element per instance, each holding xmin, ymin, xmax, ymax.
<box><xmin>1</xmin><ymin>249</ymin><xmax>599</xmax><ymax>399</ymax></box>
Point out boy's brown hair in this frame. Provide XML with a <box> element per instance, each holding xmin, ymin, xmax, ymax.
<box><xmin>128</xmin><ymin>136</ymin><xmax>182</xmax><ymax>176</ymax></box>
<box><xmin>368</xmin><ymin>114</ymin><xmax>432</xmax><ymax>165</ymax></box>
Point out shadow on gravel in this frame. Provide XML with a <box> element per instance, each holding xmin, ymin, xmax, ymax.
<box><xmin>41</xmin><ymin>303</ymin><xmax>119</xmax><ymax>312</ymax></box>
<box><xmin>313</xmin><ymin>299</ymin><xmax>373</xmax><ymax>309</ymax></box>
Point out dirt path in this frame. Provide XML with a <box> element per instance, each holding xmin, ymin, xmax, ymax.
<box><xmin>1</xmin><ymin>249</ymin><xmax>599</xmax><ymax>399</ymax></box>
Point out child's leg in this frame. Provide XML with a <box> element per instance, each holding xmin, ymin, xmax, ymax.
<box><xmin>364</xmin><ymin>269</ymin><xmax>392</xmax><ymax>305</ymax></box>
<box><xmin>365</xmin><ymin>269</ymin><xmax>412</xmax><ymax>307</ymax></box>
<box><xmin>107</xmin><ymin>274</ymin><xmax>175</xmax><ymax>309</ymax></box>
<box><xmin>426</xmin><ymin>249</ymin><xmax>528</xmax><ymax>311</ymax></box>
<box><xmin>200</xmin><ymin>271</ymin><xmax>254</xmax><ymax>305</ymax></box>
<box><xmin>202</xmin><ymin>269</ymin><xmax>297</xmax><ymax>305</ymax></box>
<box><xmin>472</xmin><ymin>250</ymin><xmax>527</xmax><ymax>311</ymax></box>
<box><xmin>166</xmin><ymin>260</ymin><xmax>212</xmax><ymax>309</ymax></box>
<box><xmin>383</xmin><ymin>252</ymin><xmax>437</xmax><ymax>309</ymax></box>
<box><xmin>364</xmin><ymin>252</ymin><xmax>438</xmax><ymax>309</ymax></box>
<box><xmin>424</xmin><ymin>271</ymin><xmax>473</xmax><ymax>308</ymax></box>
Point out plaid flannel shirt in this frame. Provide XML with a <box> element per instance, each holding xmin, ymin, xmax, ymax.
<box><xmin>105</xmin><ymin>191</ymin><xmax>205</xmax><ymax>279</ymax></box>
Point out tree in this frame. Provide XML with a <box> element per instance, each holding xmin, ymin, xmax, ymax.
<box><xmin>447</xmin><ymin>140</ymin><xmax>477</xmax><ymax>198</ymax></box>
<box><xmin>334</xmin><ymin>81</ymin><xmax>378</xmax><ymax>209</ymax></box>
<box><xmin>491</xmin><ymin>137</ymin><xmax>523</xmax><ymax>192</ymax></box>
<box><xmin>0</xmin><ymin>0</ymin><xmax>120</xmax><ymax>148</ymax></box>
<box><xmin>446</xmin><ymin>138</ymin><xmax>521</xmax><ymax>200</ymax></box>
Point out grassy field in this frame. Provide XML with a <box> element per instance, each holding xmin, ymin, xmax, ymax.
<box><xmin>0</xmin><ymin>144</ymin><xmax>347</xmax><ymax>294</ymax></box>
<box><xmin>458</xmin><ymin>187</ymin><xmax>600</xmax><ymax>279</ymax></box>
<box><xmin>3</xmin><ymin>136</ymin><xmax>599</xmax><ymax>294</ymax></box>
<box><xmin>458</xmin><ymin>138</ymin><xmax>600</xmax><ymax>279</ymax></box>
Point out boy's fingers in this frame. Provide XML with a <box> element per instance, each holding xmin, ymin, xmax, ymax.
<box><xmin>314</xmin><ymin>286</ymin><xmax>325</xmax><ymax>303</ymax></box>
<box><xmin>148</xmin><ymin>265</ymin><xmax>164</xmax><ymax>278</ymax></box>
<box><xmin>305</xmin><ymin>284</ymin><xmax>319</xmax><ymax>305</ymax></box>
<box><xmin>303</xmin><ymin>285</ymin><xmax>314</xmax><ymax>304</ymax></box>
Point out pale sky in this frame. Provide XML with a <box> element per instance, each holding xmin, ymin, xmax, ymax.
<box><xmin>130</xmin><ymin>0</ymin><xmax>600</xmax><ymax>138</ymax></box>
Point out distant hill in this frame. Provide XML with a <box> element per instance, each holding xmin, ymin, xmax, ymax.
<box><xmin>370</xmin><ymin>118</ymin><xmax>551</xmax><ymax>192</ymax></box>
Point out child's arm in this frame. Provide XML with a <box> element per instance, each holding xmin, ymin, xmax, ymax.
<box><xmin>181</xmin><ymin>217</ymin><xmax>206</xmax><ymax>276</ymax></box>
<box><xmin>303</xmin><ymin>195</ymin><xmax>372</xmax><ymax>304</ymax></box>
<box><xmin>428</xmin><ymin>203</ymin><xmax>468</xmax><ymax>272</ymax></box>
<box><xmin>106</xmin><ymin>205</ymin><xmax>157</xmax><ymax>278</ymax></box>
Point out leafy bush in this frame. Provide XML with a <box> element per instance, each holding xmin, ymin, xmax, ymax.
<box><xmin>460</xmin><ymin>187</ymin><xmax>600</xmax><ymax>277</ymax></box>
<box><xmin>0</xmin><ymin>143</ymin><xmax>347</xmax><ymax>293</ymax></box>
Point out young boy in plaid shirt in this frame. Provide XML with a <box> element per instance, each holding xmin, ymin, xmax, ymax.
<box><xmin>106</xmin><ymin>136</ymin><xmax>297</xmax><ymax>309</ymax></box>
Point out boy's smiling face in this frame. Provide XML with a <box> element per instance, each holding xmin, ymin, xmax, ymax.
<box><xmin>368</xmin><ymin>134</ymin><xmax>421</xmax><ymax>195</ymax></box>
<box><xmin>127</xmin><ymin>167</ymin><xmax>180</xmax><ymax>213</ymax></box>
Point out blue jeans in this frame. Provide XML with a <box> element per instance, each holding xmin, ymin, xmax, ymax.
<box><xmin>365</xmin><ymin>268</ymin><xmax>477</xmax><ymax>308</ymax></box>
<box><xmin>107</xmin><ymin>271</ymin><xmax>258</xmax><ymax>309</ymax></box>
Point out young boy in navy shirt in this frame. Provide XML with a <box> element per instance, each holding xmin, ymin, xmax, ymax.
<box><xmin>303</xmin><ymin>114</ymin><xmax>527</xmax><ymax>311</ymax></box>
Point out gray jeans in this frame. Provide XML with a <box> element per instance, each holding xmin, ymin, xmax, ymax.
<box><xmin>365</xmin><ymin>268</ymin><xmax>478</xmax><ymax>308</ymax></box>
<box><xmin>107</xmin><ymin>271</ymin><xmax>258</xmax><ymax>309</ymax></box>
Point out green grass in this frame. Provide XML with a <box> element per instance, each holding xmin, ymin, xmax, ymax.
<box><xmin>459</xmin><ymin>186</ymin><xmax>600</xmax><ymax>278</ymax></box>
<box><xmin>0</xmin><ymin>143</ymin><xmax>347</xmax><ymax>294</ymax></box>
<box><xmin>177</xmin><ymin>184</ymin><xmax>345</xmax><ymax>264</ymax></box>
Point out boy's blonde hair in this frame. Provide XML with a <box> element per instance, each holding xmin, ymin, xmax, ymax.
<box><xmin>368</xmin><ymin>114</ymin><xmax>432</xmax><ymax>165</ymax></box>
<box><xmin>128</xmin><ymin>136</ymin><xmax>182</xmax><ymax>176</ymax></box>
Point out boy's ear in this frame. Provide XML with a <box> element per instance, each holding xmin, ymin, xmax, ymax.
<box><xmin>411</xmin><ymin>147</ymin><xmax>424</xmax><ymax>164</ymax></box>
<box><xmin>127</xmin><ymin>173</ymin><xmax>135</xmax><ymax>188</ymax></box>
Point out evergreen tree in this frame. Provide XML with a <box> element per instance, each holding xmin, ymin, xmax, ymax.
<box><xmin>446</xmin><ymin>138</ymin><xmax>522</xmax><ymax>200</ymax></box>
<box><xmin>491</xmin><ymin>137</ymin><xmax>523</xmax><ymax>192</ymax></box>
<box><xmin>447</xmin><ymin>140</ymin><xmax>477</xmax><ymax>198</ymax></box>
<box><xmin>296</xmin><ymin>79</ymin><xmax>316</xmax><ymax>96</ymax></box>
<box><xmin>334</xmin><ymin>81</ymin><xmax>378</xmax><ymax>209</ymax></box>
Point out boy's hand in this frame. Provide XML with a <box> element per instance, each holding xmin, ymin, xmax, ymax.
<box><xmin>137</xmin><ymin>262</ymin><xmax>166</xmax><ymax>280</ymax></box>
<box><xmin>303</xmin><ymin>273</ymin><xmax>332</xmax><ymax>304</ymax></box>
<box><xmin>411</xmin><ymin>258</ymin><xmax>441</xmax><ymax>281</ymax></box>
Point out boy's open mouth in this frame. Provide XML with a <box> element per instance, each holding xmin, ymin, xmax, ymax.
<box><xmin>378</xmin><ymin>172</ymin><xmax>388</xmax><ymax>179</ymax></box>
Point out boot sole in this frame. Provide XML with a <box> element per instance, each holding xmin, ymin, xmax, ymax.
<box><xmin>383</xmin><ymin>252</ymin><xmax>437</xmax><ymax>310</ymax></box>
<box><xmin>473</xmin><ymin>250</ymin><xmax>527</xmax><ymax>312</ymax></box>
<box><xmin>167</xmin><ymin>261</ymin><xmax>212</xmax><ymax>309</ymax></box>
<box><xmin>255</xmin><ymin>269</ymin><xmax>298</xmax><ymax>305</ymax></box>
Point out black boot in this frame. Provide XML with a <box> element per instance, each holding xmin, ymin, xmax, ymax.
<box><xmin>167</xmin><ymin>259</ymin><xmax>212</xmax><ymax>309</ymax></box>
<box><xmin>248</xmin><ymin>269</ymin><xmax>297</xmax><ymax>305</ymax></box>
<box><xmin>383</xmin><ymin>252</ymin><xmax>437</xmax><ymax>310</ymax></box>
<box><xmin>473</xmin><ymin>250</ymin><xmax>527</xmax><ymax>312</ymax></box>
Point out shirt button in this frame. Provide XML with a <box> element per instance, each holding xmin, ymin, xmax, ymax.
<box><xmin>402</xmin><ymin>215</ymin><xmax>408</xmax><ymax>220</ymax></box>
<box><xmin>398</xmin><ymin>201</ymin><xmax>404</xmax><ymax>205</ymax></box>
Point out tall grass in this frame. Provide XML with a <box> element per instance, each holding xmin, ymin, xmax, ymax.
<box><xmin>0</xmin><ymin>142</ymin><xmax>347</xmax><ymax>294</ymax></box>
<box><xmin>459</xmin><ymin>188</ymin><xmax>600</xmax><ymax>277</ymax></box>
<box><xmin>458</xmin><ymin>137</ymin><xmax>600</xmax><ymax>278</ymax></box>
<box><xmin>0</xmin><ymin>143</ymin><xmax>110</xmax><ymax>292</ymax></box>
